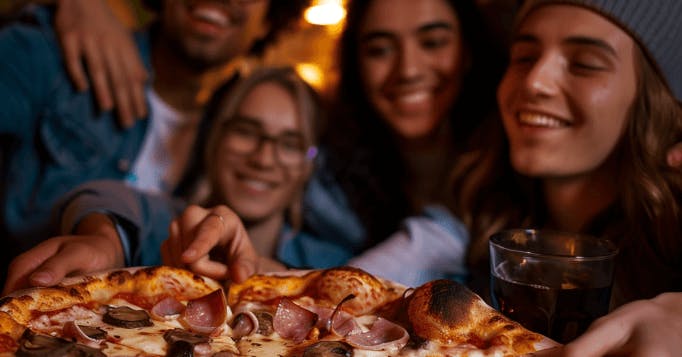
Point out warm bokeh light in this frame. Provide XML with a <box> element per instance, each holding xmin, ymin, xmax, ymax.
<box><xmin>295</xmin><ymin>63</ymin><xmax>325</xmax><ymax>90</ymax></box>
<box><xmin>304</xmin><ymin>0</ymin><xmax>346</xmax><ymax>26</ymax></box>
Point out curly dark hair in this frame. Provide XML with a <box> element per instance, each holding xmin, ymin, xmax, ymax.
<box><xmin>323</xmin><ymin>0</ymin><xmax>506</xmax><ymax>247</ymax></box>
<box><xmin>142</xmin><ymin>0</ymin><xmax>310</xmax><ymax>55</ymax></box>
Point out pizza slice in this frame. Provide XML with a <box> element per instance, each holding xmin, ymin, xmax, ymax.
<box><xmin>0</xmin><ymin>266</ymin><xmax>238</xmax><ymax>356</ymax></box>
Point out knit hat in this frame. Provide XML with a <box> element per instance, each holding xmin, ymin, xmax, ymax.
<box><xmin>516</xmin><ymin>0</ymin><xmax>682</xmax><ymax>102</ymax></box>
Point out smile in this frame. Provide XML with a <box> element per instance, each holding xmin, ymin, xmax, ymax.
<box><xmin>518</xmin><ymin>112</ymin><xmax>570</xmax><ymax>128</ymax></box>
<box><xmin>191</xmin><ymin>5</ymin><xmax>230</xmax><ymax>27</ymax></box>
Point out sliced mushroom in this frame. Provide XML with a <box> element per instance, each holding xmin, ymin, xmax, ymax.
<box><xmin>16</xmin><ymin>329</ymin><xmax>105</xmax><ymax>357</ymax></box>
<box><xmin>303</xmin><ymin>341</ymin><xmax>354</xmax><ymax>357</ymax></box>
<box><xmin>16</xmin><ymin>330</ymin><xmax>72</xmax><ymax>357</ymax></box>
<box><xmin>166</xmin><ymin>340</ymin><xmax>194</xmax><ymax>357</ymax></box>
<box><xmin>163</xmin><ymin>328</ymin><xmax>210</xmax><ymax>345</ymax></box>
<box><xmin>254</xmin><ymin>311</ymin><xmax>274</xmax><ymax>335</ymax></box>
<box><xmin>103</xmin><ymin>305</ymin><xmax>153</xmax><ymax>328</ymax></box>
<box><xmin>63</xmin><ymin>322</ymin><xmax>107</xmax><ymax>349</ymax></box>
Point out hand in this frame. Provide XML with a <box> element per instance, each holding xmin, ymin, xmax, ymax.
<box><xmin>560</xmin><ymin>292</ymin><xmax>682</xmax><ymax>356</ymax></box>
<box><xmin>2</xmin><ymin>213</ymin><xmax>124</xmax><ymax>295</ymax></box>
<box><xmin>667</xmin><ymin>142</ymin><xmax>682</xmax><ymax>168</ymax></box>
<box><xmin>55</xmin><ymin>0</ymin><xmax>148</xmax><ymax>128</ymax></box>
<box><xmin>161</xmin><ymin>205</ymin><xmax>284</xmax><ymax>284</ymax></box>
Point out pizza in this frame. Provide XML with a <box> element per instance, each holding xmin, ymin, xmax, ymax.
<box><xmin>0</xmin><ymin>266</ymin><xmax>558</xmax><ymax>356</ymax></box>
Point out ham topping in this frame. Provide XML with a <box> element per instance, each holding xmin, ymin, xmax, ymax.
<box><xmin>273</xmin><ymin>298</ymin><xmax>318</xmax><ymax>342</ymax></box>
<box><xmin>62</xmin><ymin>322</ymin><xmax>106</xmax><ymax>349</ymax></box>
<box><xmin>181</xmin><ymin>289</ymin><xmax>229</xmax><ymax>335</ymax></box>
<box><xmin>150</xmin><ymin>296</ymin><xmax>186</xmax><ymax>320</ymax></box>
<box><xmin>345</xmin><ymin>317</ymin><xmax>409</xmax><ymax>352</ymax></box>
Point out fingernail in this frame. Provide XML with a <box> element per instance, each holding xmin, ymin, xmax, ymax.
<box><xmin>30</xmin><ymin>271</ymin><xmax>53</xmax><ymax>285</ymax></box>
<box><xmin>182</xmin><ymin>249</ymin><xmax>197</xmax><ymax>260</ymax></box>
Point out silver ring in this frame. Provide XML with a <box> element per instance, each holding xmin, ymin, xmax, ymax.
<box><xmin>208</xmin><ymin>213</ymin><xmax>226</xmax><ymax>227</ymax></box>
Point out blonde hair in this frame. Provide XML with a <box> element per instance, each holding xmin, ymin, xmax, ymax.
<box><xmin>198</xmin><ymin>67</ymin><xmax>322</xmax><ymax>229</ymax></box>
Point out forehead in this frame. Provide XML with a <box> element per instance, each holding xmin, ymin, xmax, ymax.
<box><xmin>360</xmin><ymin>0</ymin><xmax>458</xmax><ymax>33</ymax></box>
<box><xmin>517</xmin><ymin>5</ymin><xmax>634</xmax><ymax>52</ymax></box>
<box><xmin>236</xmin><ymin>82</ymin><xmax>301</xmax><ymax>131</ymax></box>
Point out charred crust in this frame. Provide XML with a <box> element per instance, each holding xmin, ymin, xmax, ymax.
<box><xmin>426</xmin><ymin>280</ymin><xmax>474</xmax><ymax>326</ymax></box>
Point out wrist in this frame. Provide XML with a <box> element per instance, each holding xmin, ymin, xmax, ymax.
<box><xmin>75</xmin><ymin>213</ymin><xmax>125</xmax><ymax>267</ymax></box>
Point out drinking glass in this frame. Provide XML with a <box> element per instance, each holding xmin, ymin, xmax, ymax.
<box><xmin>489</xmin><ymin>229</ymin><xmax>618</xmax><ymax>343</ymax></box>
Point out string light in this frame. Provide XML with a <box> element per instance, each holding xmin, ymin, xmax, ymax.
<box><xmin>304</xmin><ymin>0</ymin><xmax>346</xmax><ymax>26</ymax></box>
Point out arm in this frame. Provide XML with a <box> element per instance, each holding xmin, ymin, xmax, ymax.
<box><xmin>2</xmin><ymin>213</ymin><xmax>123</xmax><ymax>294</ymax></box>
<box><xmin>162</xmin><ymin>204</ymin><xmax>285</xmax><ymax>284</ymax></box>
<box><xmin>347</xmin><ymin>206</ymin><xmax>470</xmax><ymax>287</ymax></box>
<box><xmin>55</xmin><ymin>0</ymin><xmax>148</xmax><ymax>127</ymax></box>
<box><xmin>561</xmin><ymin>292</ymin><xmax>682</xmax><ymax>356</ymax></box>
<box><xmin>2</xmin><ymin>179</ymin><xmax>179</xmax><ymax>294</ymax></box>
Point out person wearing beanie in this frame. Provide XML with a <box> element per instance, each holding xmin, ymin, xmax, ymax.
<box><xmin>449</xmin><ymin>0</ymin><xmax>682</xmax><ymax>355</ymax></box>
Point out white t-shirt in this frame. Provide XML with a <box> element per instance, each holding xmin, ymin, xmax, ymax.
<box><xmin>126</xmin><ymin>90</ymin><xmax>200</xmax><ymax>194</ymax></box>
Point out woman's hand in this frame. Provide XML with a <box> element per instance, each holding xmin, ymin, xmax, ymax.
<box><xmin>55</xmin><ymin>0</ymin><xmax>148</xmax><ymax>128</ymax></box>
<box><xmin>2</xmin><ymin>213</ymin><xmax>124</xmax><ymax>295</ymax></box>
<box><xmin>161</xmin><ymin>205</ymin><xmax>285</xmax><ymax>284</ymax></box>
<box><xmin>668</xmin><ymin>142</ymin><xmax>682</xmax><ymax>168</ymax></box>
<box><xmin>561</xmin><ymin>292</ymin><xmax>682</xmax><ymax>356</ymax></box>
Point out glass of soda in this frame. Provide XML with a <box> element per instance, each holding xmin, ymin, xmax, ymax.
<box><xmin>489</xmin><ymin>229</ymin><xmax>618</xmax><ymax>343</ymax></box>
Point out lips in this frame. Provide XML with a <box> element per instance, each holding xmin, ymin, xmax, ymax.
<box><xmin>517</xmin><ymin>112</ymin><xmax>570</xmax><ymax>128</ymax></box>
<box><xmin>235</xmin><ymin>173</ymin><xmax>278</xmax><ymax>193</ymax></box>
<box><xmin>192</xmin><ymin>6</ymin><xmax>230</xmax><ymax>27</ymax></box>
<box><xmin>390</xmin><ymin>90</ymin><xmax>432</xmax><ymax>115</ymax></box>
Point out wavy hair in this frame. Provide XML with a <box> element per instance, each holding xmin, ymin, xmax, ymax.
<box><xmin>323</xmin><ymin>0</ymin><xmax>505</xmax><ymax>246</ymax></box>
<box><xmin>452</xmin><ymin>42</ymin><xmax>682</xmax><ymax>301</ymax></box>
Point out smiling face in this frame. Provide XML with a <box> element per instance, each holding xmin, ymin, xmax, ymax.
<box><xmin>357</xmin><ymin>0</ymin><xmax>465</xmax><ymax>140</ymax></box>
<box><xmin>213</xmin><ymin>82</ymin><xmax>311</xmax><ymax>223</ymax></box>
<box><xmin>161</xmin><ymin>0</ymin><xmax>269</xmax><ymax>69</ymax></box>
<box><xmin>497</xmin><ymin>4</ymin><xmax>637</xmax><ymax>179</ymax></box>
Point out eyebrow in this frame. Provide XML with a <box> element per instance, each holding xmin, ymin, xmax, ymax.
<box><xmin>360</xmin><ymin>21</ymin><xmax>455</xmax><ymax>42</ymax></box>
<box><xmin>512</xmin><ymin>33</ymin><xmax>618</xmax><ymax>58</ymax></box>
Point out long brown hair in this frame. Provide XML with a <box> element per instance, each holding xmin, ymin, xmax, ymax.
<box><xmin>451</xmin><ymin>42</ymin><xmax>682</xmax><ymax>301</ymax></box>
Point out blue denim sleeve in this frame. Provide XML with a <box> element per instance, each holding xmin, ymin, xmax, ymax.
<box><xmin>57</xmin><ymin>180</ymin><xmax>186</xmax><ymax>266</ymax></box>
<box><xmin>0</xmin><ymin>9</ymin><xmax>60</xmax><ymax>134</ymax></box>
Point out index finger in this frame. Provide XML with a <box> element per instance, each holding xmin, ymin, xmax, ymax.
<box><xmin>562</xmin><ymin>315</ymin><xmax>631</xmax><ymax>357</ymax></box>
<box><xmin>3</xmin><ymin>238</ymin><xmax>65</xmax><ymax>295</ymax></box>
<box><xmin>181</xmin><ymin>214</ymin><xmax>226</xmax><ymax>264</ymax></box>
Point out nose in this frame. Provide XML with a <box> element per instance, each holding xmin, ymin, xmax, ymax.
<box><xmin>249</xmin><ymin>139</ymin><xmax>277</xmax><ymax>168</ymax></box>
<box><xmin>396</xmin><ymin>40</ymin><xmax>424</xmax><ymax>83</ymax></box>
<box><xmin>523</xmin><ymin>54</ymin><xmax>561</xmax><ymax>97</ymax></box>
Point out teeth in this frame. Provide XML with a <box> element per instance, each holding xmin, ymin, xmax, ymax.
<box><xmin>518</xmin><ymin>112</ymin><xmax>568</xmax><ymax>128</ymax></box>
<box><xmin>193</xmin><ymin>7</ymin><xmax>229</xmax><ymax>26</ymax></box>
<box><xmin>396</xmin><ymin>91</ymin><xmax>429</xmax><ymax>105</ymax></box>
<box><xmin>241</xmin><ymin>179</ymin><xmax>271</xmax><ymax>191</ymax></box>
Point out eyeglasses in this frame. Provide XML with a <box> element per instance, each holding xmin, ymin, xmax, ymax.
<box><xmin>221</xmin><ymin>119</ymin><xmax>317</xmax><ymax>167</ymax></box>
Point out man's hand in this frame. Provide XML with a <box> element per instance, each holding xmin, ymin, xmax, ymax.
<box><xmin>2</xmin><ymin>213</ymin><xmax>124</xmax><ymax>295</ymax></box>
<box><xmin>560</xmin><ymin>292</ymin><xmax>682</xmax><ymax>356</ymax></box>
<box><xmin>161</xmin><ymin>205</ymin><xmax>284</xmax><ymax>284</ymax></box>
<box><xmin>56</xmin><ymin>0</ymin><xmax>148</xmax><ymax>128</ymax></box>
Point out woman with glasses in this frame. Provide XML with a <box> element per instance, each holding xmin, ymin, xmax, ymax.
<box><xmin>3</xmin><ymin>67</ymin><xmax>328</xmax><ymax>292</ymax></box>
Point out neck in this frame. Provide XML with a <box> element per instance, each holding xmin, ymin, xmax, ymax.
<box><xmin>400</xmin><ymin>122</ymin><xmax>455</xmax><ymax>209</ymax></box>
<box><xmin>542</xmin><ymin>165</ymin><xmax>618</xmax><ymax>232</ymax></box>
<box><xmin>244</xmin><ymin>213</ymin><xmax>285</xmax><ymax>258</ymax></box>
<box><xmin>151</xmin><ymin>41</ymin><xmax>237</xmax><ymax>118</ymax></box>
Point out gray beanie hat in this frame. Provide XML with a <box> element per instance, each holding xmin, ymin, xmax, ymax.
<box><xmin>516</xmin><ymin>0</ymin><xmax>682</xmax><ymax>102</ymax></box>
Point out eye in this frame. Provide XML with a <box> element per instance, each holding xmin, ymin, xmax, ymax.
<box><xmin>509</xmin><ymin>44</ymin><xmax>538</xmax><ymax>67</ymax></box>
<box><xmin>362</xmin><ymin>39</ymin><xmax>394</xmax><ymax>58</ymax></box>
<box><xmin>419</xmin><ymin>31</ymin><xmax>453</xmax><ymax>50</ymax></box>
<box><xmin>569</xmin><ymin>53</ymin><xmax>609</xmax><ymax>73</ymax></box>
<box><xmin>278</xmin><ymin>135</ymin><xmax>305</xmax><ymax>152</ymax></box>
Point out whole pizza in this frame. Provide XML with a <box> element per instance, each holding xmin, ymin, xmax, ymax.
<box><xmin>0</xmin><ymin>266</ymin><xmax>558</xmax><ymax>356</ymax></box>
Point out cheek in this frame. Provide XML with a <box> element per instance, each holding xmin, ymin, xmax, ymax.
<box><xmin>360</xmin><ymin>58</ymin><xmax>392</xmax><ymax>96</ymax></box>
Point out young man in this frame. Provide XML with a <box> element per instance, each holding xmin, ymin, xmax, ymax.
<box><xmin>0</xmin><ymin>0</ymin><xmax>309</xmax><ymax>287</ymax></box>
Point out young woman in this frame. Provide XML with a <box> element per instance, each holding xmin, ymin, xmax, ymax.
<box><xmin>450</xmin><ymin>0</ymin><xmax>682</xmax><ymax>354</ymax></box>
<box><xmin>3</xmin><ymin>67</ymin><xmax>324</xmax><ymax>292</ymax></box>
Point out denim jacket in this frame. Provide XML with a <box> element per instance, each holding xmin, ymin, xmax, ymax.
<box><xmin>0</xmin><ymin>7</ymin><xmax>152</xmax><ymax>279</ymax></box>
